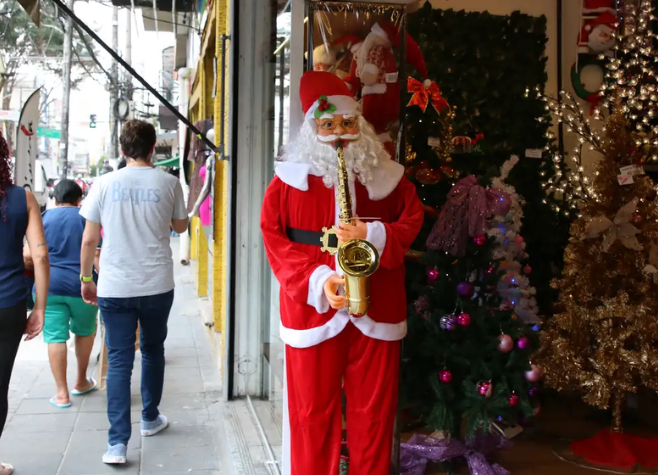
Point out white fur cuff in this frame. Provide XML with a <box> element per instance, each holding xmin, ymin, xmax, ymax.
<box><xmin>361</xmin><ymin>62</ymin><xmax>379</xmax><ymax>77</ymax></box>
<box><xmin>362</xmin><ymin>83</ymin><xmax>387</xmax><ymax>95</ymax></box>
<box><xmin>307</xmin><ymin>265</ymin><xmax>336</xmax><ymax>314</ymax></box>
<box><xmin>366</xmin><ymin>221</ymin><xmax>387</xmax><ymax>258</ymax></box>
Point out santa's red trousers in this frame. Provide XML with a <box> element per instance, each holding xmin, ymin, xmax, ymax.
<box><xmin>284</xmin><ymin>322</ymin><xmax>400</xmax><ymax>475</ymax></box>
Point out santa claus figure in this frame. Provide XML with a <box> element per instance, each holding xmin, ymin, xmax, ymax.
<box><xmin>261</xmin><ymin>71</ymin><xmax>423</xmax><ymax>475</ymax></box>
<box><xmin>347</xmin><ymin>22</ymin><xmax>427</xmax><ymax>158</ymax></box>
<box><xmin>312</xmin><ymin>36</ymin><xmax>364</xmax><ymax>80</ymax></box>
<box><xmin>578</xmin><ymin>10</ymin><xmax>618</xmax><ymax>55</ymax></box>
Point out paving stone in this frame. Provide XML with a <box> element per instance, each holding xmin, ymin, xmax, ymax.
<box><xmin>0</xmin><ymin>430</ymin><xmax>70</xmax><ymax>456</ymax></box>
<box><xmin>58</xmin><ymin>447</ymin><xmax>141</xmax><ymax>475</ymax></box>
<box><xmin>5</xmin><ymin>412</ymin><xmax>78</xmax><ymax>433</ymax></box>
<box><xmin>0</xmin><ymin>452</ymin><xmax>63</xmax><ymax>474</ymax></box>
<box><xmin>141</xmin><ymin>446</ymin><xmax>220</xmax><ymax>472</ymax></box>
<box><xmin>16</xmin><ymin>397</ymin><xmax>82</xmax><ymax>414</ymax></box>
<box><xmin>142</xmin><ymin>424</ymin><xmax>214</xmax><ymax>449</ymax></box>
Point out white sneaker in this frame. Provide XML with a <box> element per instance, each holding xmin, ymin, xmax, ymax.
<box><xmin>141</xmin><ymin>414</ymin><xmax>168</xmax><ymax>436</ymax></box>
<box><xmin>102</xmin><ymin>444</ymin><xmax>127</xmax><ymax>464</ymax></box>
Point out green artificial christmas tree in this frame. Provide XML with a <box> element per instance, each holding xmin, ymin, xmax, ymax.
<box><xmin>401</xmin><ymin>85</ymin><xmax>541</xmax><ymax>437</ymax></box>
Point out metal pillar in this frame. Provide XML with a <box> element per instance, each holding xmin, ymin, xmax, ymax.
<box><xmin>58</xmin><ymin>0</ymin><xmax>74</xmax><ymax>179</ymax></box>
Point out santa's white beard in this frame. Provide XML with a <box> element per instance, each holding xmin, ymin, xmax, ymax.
<box><xmin>588</xmin><ymin>27</ymin><xmax>615</xmax><ymax>53</ymax></box>
<box><xmin>283</xmin><ymin>116</ymin><xmax>389</xmax><ymax>188</ymax></box>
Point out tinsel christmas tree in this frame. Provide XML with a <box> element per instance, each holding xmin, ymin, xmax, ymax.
<box><xmin>536</xmin><ymin>1</ymin><xmax>658</xmax><ymax>463</ymax></box>
<box><xmin>402</xmin><ymin>83</ymin><xmax>541</xmax><ymax>438</ymax></box>
<box><xmin>488</xmin><ymin>156</ymin><xmax>540</xmax><ymax>324</ymax></box>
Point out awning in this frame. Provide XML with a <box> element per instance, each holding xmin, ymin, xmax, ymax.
<box><xmin>153</xmin><ymin>156</ymin><xmax>180</xmax><ymax>168</ymax></box>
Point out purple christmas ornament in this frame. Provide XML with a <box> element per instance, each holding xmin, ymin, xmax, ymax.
<box><xmin>440</xmin><ymin>315</ymin><xmax>458</xmax><ymax>331</ymax></box>
<box><xmin>456</xmin><ymin>282</ymin><xmax>475</xmax><ymax>298</ymax></box>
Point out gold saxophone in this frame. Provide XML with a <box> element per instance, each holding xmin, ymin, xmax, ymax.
<box><xmin>320</xmin><ymin>143</ymin><xmax>380</xmax><ymax>316</ymax></box>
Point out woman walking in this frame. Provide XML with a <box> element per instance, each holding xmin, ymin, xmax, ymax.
<box><xmin>0</xmin><ymin>131</ymin><xmax>49</xmax><ymax>474</ymax></box>
<box><xmin>25</xmin><ymin>179</ymin><xmax>99</xmax><ymax>408</ymax></box>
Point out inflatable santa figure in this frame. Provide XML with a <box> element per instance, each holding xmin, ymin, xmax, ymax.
<box><xmin>347</xmin><ymin>22</ymin><xmax>427</xmax><ymax>158</ymax></box>
<box><xmin>261</xmin><ymin>71</ymin><xmax>423</xmax><ymax>475</ymax></box>
<box><xmin>578</xmin><ymin>10</ymin><xmax>618</xmax><ymax>56</ymax></box>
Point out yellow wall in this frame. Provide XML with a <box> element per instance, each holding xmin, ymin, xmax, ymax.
<box><xmin>188</xmin><ymin>0</ymin><xmax>230</xmax><ymax>346</ymax></box>
<box><xmin>212</xmin><ymin>0</ymin><xmax>230</xmax><ymax>336</ymax></box>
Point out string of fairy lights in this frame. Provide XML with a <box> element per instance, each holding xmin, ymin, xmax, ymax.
<box><xmin>535</xmin><ymin>0</ymin><xmax>658</xmax><ymax>217</ymax></box>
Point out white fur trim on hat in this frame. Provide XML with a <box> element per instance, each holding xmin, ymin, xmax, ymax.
<box><xmin>304</xmin><ymin>94</ymin><xmax>361</xmax><ymax>121</ymax></box>
<box><xmin>371</xmin><ymin>23</ymin><xmax>388</xmax><ymax>40</ymax></box>
<box><xmin>313</xmin><ymin>45</ymin><xmax>336</xmax><ymax>65</ymax></box>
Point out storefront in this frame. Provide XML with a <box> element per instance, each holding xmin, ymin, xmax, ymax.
<box><xmin>187</xmin><ymin>0</ymin><xmax>578</xmax><ymax>471</ymax></box>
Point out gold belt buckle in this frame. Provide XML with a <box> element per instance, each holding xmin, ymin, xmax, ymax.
<box><xmin>320</xmin><ymin>227</ymin><xmax>338</xmax><ymax>255</ymax></box>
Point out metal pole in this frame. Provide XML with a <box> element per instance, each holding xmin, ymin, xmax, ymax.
<box><xmin>125</xmin><ymin>9</ymin><xmax>133</xmax><ymax>100</ymax></box>
<box><xmin>58</xmin><ymin>0</ymin><xmax>74</xmax><ymax>179</ymax></box>
<box><xmin>110</xmin><ymin>6</ymin><xmax>119</xmax><ymax>167</ymax></box>
<box><xmin>50</xmin><ymin>0</ymin><xmax>219</xmax><ymax>154</ymax></box>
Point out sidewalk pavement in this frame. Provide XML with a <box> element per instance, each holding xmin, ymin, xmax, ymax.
<box><xmin>1</xmin><ymin>246</ymin><xmax>223</xmax><ymax>474</ymax></box>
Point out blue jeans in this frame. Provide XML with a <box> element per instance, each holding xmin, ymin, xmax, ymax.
<box><xmin>98</xmin><ymin>290</ymin><xmax>174</xmax><ymax>446</ymax></box>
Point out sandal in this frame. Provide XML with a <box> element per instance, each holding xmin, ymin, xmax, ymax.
<box><xmin>0</xmin><ymin>462</ymin><xmax>13</xmax><ymax>475</ymax></box>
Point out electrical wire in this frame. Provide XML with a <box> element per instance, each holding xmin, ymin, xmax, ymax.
<box><xmin>88</xmin><ymin>0</ymin><xmax>199</xmax><ymax>32</ymax></box>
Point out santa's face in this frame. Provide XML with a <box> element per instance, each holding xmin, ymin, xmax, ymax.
<box><xmin>588</xmin><ymin>25</ymin><xmax>615</xmax><ymax>53</ymax></box>
<box><xmin>315</xmin><ymin>114</ymin><xmax>361</xmax><ymax>147</ymax></box>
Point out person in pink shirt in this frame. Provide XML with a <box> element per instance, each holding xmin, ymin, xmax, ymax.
<box><xmin>197</xmin><ymin>166</ymin><xmax>211</xmax><ymax>226</ymax></box>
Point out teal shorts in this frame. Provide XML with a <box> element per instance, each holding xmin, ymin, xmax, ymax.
<box><xmin>42</xmin><ymin>295</ymin><xmax>98</xmax><ymax>343</ymax></box>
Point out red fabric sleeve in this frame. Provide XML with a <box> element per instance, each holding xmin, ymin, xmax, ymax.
<box><xmin>261</xmin><ymin>177</ymin><xmax>324</xmax><ymax>304</ymax></box>
<box><xmin>380</xmin><ymin>177</ymin><xmax>424</xmax><ymax>270</ymax></box>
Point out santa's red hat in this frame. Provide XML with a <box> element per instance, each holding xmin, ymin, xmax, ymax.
<box><xmin>370</xmin><ymin>22</ymin><xmax>428</xmax><ymax>79</ymax></box>
<box><xmin>301</xmin><ymin>71</ymin><xmax>361</xmax><ymax>121</ymax></box>
<box><xmin>584</xmin><ymin>10</ymin><xmax>618</xmax><ymax>36</ymax></box>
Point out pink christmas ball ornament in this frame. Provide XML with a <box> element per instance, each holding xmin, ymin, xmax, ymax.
<box><xmin>472</xmin><ymin>235</ymin><xmax>486</xmax><ymax>246</ymax></box>
<box><xmin>525</xmin><ymin>364</ymin><xmax>542</xmax><ymax>382</ymax></box>
<box><xmin>523</xmin><ymin>265</ymin><xmax>532</xmax><ymax>274</ymax></box>
<box><xmin>514</xmin><ymin>235</ymin><xmax>524</xmax><ymax>245</ymax></box>
<box><xmin>439</xmin><ymin>370</ymin><xmax>453</xmax><ymax>383</ymax></box>
<box><xmin>508</xmin><ymin>393</ymin><xmax>519</xmax><ymax>407</ymax></box>
<box><xmin>497</xmin><ymin>334</ymin><xmax>514</xmax><ymax>353</ymax></box>
<box><xmin>476</xmin><ymin>381</ymin><xmax>493</xmax><ymax>398</ymax></box>
<box><xmin>516</xmin><ymin>336</ymin><xmax>530</xmax><ymax>350</ymax></box>
<box><xmin>457</xmin><ymin>312</ymin><xmax>471</xmax><ymax>327</ymax></box>
<box><xmin>428</xmin><ymin>268</ymin><xmax>440</xmax><ymax>283</ymax></box>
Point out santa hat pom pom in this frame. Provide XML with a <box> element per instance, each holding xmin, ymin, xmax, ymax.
<box><xmin>423</xmin><ymin>79</ymin><xmax>432</xmax><ymax>88</ymax></box>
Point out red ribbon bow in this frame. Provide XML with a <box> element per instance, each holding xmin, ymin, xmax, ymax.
<box><xmin>407</xmin><ymin>77</ymin><xmax>450</xmax><ymax>114</ymax></box>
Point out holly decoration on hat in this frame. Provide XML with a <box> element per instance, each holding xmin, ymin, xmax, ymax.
<box><xmin>314</xmin><ymin>95</ymin><xmax>337</xmax><ymax>119</ymax></box>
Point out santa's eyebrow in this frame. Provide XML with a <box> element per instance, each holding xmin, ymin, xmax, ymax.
<box><xmin>343</xmin><ymin>114</ymin><xmax>356</xmax><ymax>119</ymax></box>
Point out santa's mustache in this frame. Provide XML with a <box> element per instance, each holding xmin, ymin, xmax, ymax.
<box><xmin>317</xmin><ymin>133</ymin><xmax>361</xmax><ymax>143</ymax></box>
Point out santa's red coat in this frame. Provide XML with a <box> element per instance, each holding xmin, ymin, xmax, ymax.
<box><xmin>260</xmin><ymin>159</ymin><xmax>423</xmax><ymax>348</ymax></box>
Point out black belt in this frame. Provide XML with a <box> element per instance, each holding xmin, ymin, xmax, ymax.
<box><xmin>286</xmin><ymin>226</ymin><xmax>338</xmax><ymax>248</ymax></box>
